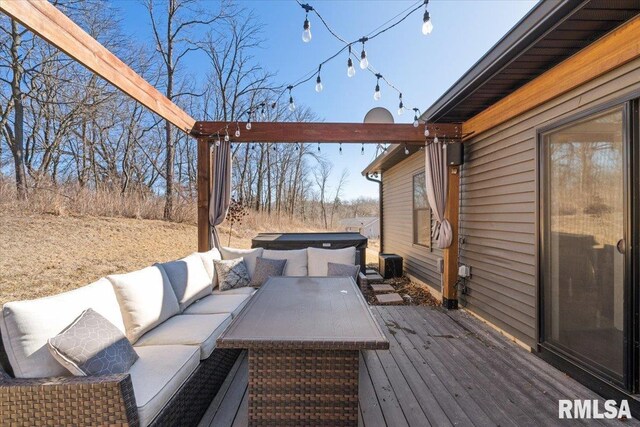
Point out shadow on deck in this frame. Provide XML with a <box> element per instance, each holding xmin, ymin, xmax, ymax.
<box><xmin>199</xmin><ymin>306</ymin><xmax>638</xmax><ymax>426</ymax></box>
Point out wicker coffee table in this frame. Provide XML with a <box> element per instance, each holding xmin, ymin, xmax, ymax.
<box><xmin>217</xmin><ymin>276</ymin><xmax>389</xmax><ymax>426</ymax></box>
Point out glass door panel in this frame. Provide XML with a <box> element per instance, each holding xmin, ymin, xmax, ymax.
<box><xmin>542</xmin><ymin>107</ymin><xmax>626</xmax><ymax>382</ymax></box>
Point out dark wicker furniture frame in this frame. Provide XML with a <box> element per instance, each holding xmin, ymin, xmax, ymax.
<box><xmin>0</xmin><ymin>333</ymin><xmax>241</xmax><ymax>427</ymax></box>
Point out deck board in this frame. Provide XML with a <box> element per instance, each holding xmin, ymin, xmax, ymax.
<box><xmin>201</xmin><ymin>306</ymin><xmax>640</xmax><ymax>426</ymax></box>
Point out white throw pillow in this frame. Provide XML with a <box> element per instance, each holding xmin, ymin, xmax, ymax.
<box><xmin>219</xmin><ymin>247</ymin><xmax>263</xmax><ymax>279</ymax></box>
<box><xmin>263</xmin><ymin>249</ymin><xmax>308</xmax><ymax>276</ymax></box>
<box><xmin>197</xmin><ymin>248</ymin><xmax>222</xmax><ymax>287</ymax></box>
<box><xmin>108</xmin><ymin>266</ymin><xmax>180</xmax><ymax>344</ymax></box>
<box><xmin>0</xmin><ymin>278</ymin><xmax>126</xmax><ymax>378</ymax></box>
<box><xmin>158</xmin><ymin>253</ymin><xmax>213</xmax><ymax>311</ymax></box>
<box><xmin>307</xmin><ymin>247</ymin><xmax>356</xmax><ymax>276</ymax></box>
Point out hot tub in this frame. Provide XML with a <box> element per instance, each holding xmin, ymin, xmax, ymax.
<box><xmin>251</xmin><ymin>232</ymin><xmax>368</xmax><ymax>272</ymax></box>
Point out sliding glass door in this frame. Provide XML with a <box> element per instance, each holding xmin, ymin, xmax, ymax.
<box><xmin>541</xmin><ymin>106</ymin><xmax>627</xmax><ymax>384</ymax></box>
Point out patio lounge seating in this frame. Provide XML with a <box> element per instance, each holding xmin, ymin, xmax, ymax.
<box><xmin>0</xmin><ymin>246</ymin><xmax>361</xmax><ymax>426</ymax></box>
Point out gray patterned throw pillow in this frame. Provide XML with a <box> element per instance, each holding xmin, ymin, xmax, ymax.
<box><xmin>215</xmin><ymin>258</ymin><xmax>251</xmax><ymax>291</ymax></box>
<box><xmin>47</xmin><ymin>308</ymin><xmax>138</xmax><ymax>376</ymax></box>
<box><xmin>250</xmin><ymin>257</ymin><xmax>287</xmax><ymax>287</ymax></box>
<box><xmin>327</xmin><ymin>262</ymin><xmax>361</xmax><ymax>280</ymax></box>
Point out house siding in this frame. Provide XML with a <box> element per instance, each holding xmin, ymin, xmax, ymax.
<box><xmin>382</xmin><ymin>152</ymin><xmax>443</xmax><ymax>293</ymax></box>
<box><xmin>459</xmin><ymin>56</ymin><xmax>640</xmax><ymax>348</ymax></box>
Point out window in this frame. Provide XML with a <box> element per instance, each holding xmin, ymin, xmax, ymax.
<box><xmin>413</xmin><ymin>172</ymin><xmax>431</xmax><ymax>247</ymax></box>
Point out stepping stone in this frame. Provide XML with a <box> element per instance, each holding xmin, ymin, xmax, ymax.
<box><xmin>365</xmin><ymin>268</ymin><xmax>378</xmax><ymax>275</ymax></box>
<box><xmin>370</xmin><ymin>284</ymin><xmax>395</xmax><ymax>293</ymax></box>
<box><xmin>375</xmin><ymin>293</ymin><xmax>404</xmax><ymax>305</ymax></box>
<box><xmin>366</xmin><ymin>273</ymin><xmax>384</xmax><ymax>283</ymax></box>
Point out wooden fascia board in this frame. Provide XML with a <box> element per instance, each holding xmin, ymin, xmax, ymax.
<box><xmin>462</xmin><ymin>15</ymin><xmax>640</xmax><ymax>140</ymax></box>
<box><xmin>1</xmin><ymin>0</ymin><xmax>196</xmax><ymax>133</ymax></box>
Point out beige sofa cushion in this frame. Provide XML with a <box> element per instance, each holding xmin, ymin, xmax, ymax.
<box><xmin>158</xmin><ymin>254</ymin><xmax>212</xmax><ymax>311</ymax></box>
<box><xmin>183</xmin><ymin>294</ymin><xmax>251</xmax><ymax>318</ymax></box>
<box><xmin>0</xmin><ymin>279</ymin><xmax>126</xmax><ymax>378</ymax></box>
<box><xmin>129</xmin><ymin>345</ymin><xmax>199</xmax><ymax>427</ymax></box>
<box><xmin>212</xmin><ymin>287</ymin><xmax>256</xmax><ymax>296</ymax></box>
<box><xmin>307</xmin><ymin>247</ymin><xmax>357</xmax><ymax>276</ymax></box>
<box><xmin>262</xmin><ymin>249</ymin><xmax>308</xmax><ymax>276</ymax></box>
<box><xmin>197</xmin><ymin>248</ymin><xmax>221</xmax><ymax>288</ymax></box>
<box><xmin>219</xmin><ymin>247</ymin><xmax>263</xmax><ymax>279</ymax></box>
<box><xmin>108</xmin><ymin>266</ymin><xmax>180</xmax><ymax>344</ymax></box>
<box><xmin>134</xmin><ymin>313</ymin><xmax>231</xmax><ymax>360</ymax></box>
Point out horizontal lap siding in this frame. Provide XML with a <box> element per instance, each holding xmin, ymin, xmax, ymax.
<box><xmin>382</xmin><ymin>153</ymin><xmax>443</xmax><ymax>292</ymax></box>
<box><xmin>459</xmin><ymin>57</ymin><xmax>640</xmax><ymax>348</ymax></box>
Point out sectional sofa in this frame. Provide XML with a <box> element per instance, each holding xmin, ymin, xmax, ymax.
<box><xmin>0</xmin><ymin>246</ymin><xmax>359</xmax><ymax>426</ymax></box>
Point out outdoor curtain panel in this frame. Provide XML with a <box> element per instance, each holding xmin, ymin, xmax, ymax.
<box><xmin>425</xmin><ymin>141</ymin><xmax>453</xmax><ymax>249</ymax></box>
<box><xmin>209</xmin><ymin>141</ymin><xmax>232</xmax><ymax>249</ymax></box>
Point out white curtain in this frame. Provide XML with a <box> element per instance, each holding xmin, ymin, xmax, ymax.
<box><xmin>425</xmin><ymin>142</ymin><xmax>453</xmax><ymax>249</ymax></box>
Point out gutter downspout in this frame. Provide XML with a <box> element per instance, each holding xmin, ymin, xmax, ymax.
<box><xmin>365</xmin><ymin>172</ymin><xmax>383</xmax><ymax>253</ymax></box>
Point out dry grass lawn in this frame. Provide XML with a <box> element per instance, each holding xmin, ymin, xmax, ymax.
<box><xmin>0</xmin><ymin>213</ymin><xmax>198</xmax><ymax>306</ymax></box>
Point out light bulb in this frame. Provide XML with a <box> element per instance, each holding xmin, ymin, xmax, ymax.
<box><xmin>424</xmin><ymin>127</ymin><xmax>429</xmax><ymax>137</ymax></box>
<box><xmin>315</xmin><ymin>76</ymin><xmax>323</xmax><ymax>92</ymax></box>
<box><xmin>224</xmin><ymin>133</ymin><xmax>230</xmax><ymax>142</ymax></box>
<box><xmin>404</xmin><ymin>146</ymin><xmax>410</xmax><ymax>155</ymax></box>
<box><xmin>413</xmin><ymin>116</ymin><xmax>419</xmax><ymax>127</ymax></box>
<box><xmin>347</xmin><ymin>58</ymin><xmax>355</xmax><ymax>77</ymax></box>
<box><xmin>288</xmin><ymin>96</ymin><xmax>296</xmax><ymax>112</ymax></box>
<box><xmin>246</xmin><ymin>122</ymin><xmax>252</xmax><ymax>130</ymax></box>
<box><xmin>434</xmin><ymin>136</ymin><xmax>439</xmax><ymax>143</ymax></box>
<box><xmin>422</xmin><ymin>12</ymin><xmax>433</xmax><ymax>35</ymax></box>
<box><xmin>373</xmin><ymin>84</ymin><xmax>381</xmax><ymax>101</ymax></box>
<box><xmin>398</xmin><ymin>101</ymin><xmax>404</xmax><ymax>115</ymax></box>
<box><xmin>302</xmin><ymin>19</ymin><xmax>312</xmax><ymax>42</ymax></box>
<box><xmin>235</xmin><ymin>129</ymin><xmax>240</xmax><ymax>138</ymax></box>
<box><xmin>360</xmin><ymin>49</ymin><xmax>368</xmax><ymax>69</ymax></box>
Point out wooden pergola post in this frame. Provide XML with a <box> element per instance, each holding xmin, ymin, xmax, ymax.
<box><xmin>197</xmin><ymin>138</ymin><xmax>211</xmax><ymax>251</ymax></box>
<box><xmin>442</xmin><ymin>166</ymin><xmax>460</xmax><ymax>309</ymax></box>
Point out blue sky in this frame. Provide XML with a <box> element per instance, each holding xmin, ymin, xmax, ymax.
<box><xmin>117</xmin><ymin>0</ymin><xmax>536</xmax><ymax>199</ymax></box>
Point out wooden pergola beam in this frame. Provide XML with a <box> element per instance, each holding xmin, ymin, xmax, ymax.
<box><xmin>192</xmin><ymin>122</ymin><xmax>462</xmax><ymax>143</ymax></box>
<box><xmin>1</xmin><ymin>0</ymin><xmax>196</xmax><ymax>132</ymax></box>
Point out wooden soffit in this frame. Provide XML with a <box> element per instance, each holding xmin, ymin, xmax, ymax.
<box><xmin>192</xmin><ymin>122</ymin><xmax>462</xmax><ymax>144</ymax></box>
<box><xmin>462</xmin><ymin>14</ymin><xmax>640</xmax><ymax>140</ymax></box>
<box><xmin>1</xmin><ymin>0</ymin><xmax>196</xmax><ymax>133</ymax></box>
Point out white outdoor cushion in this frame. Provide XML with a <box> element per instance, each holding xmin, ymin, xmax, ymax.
<box><xmin>197</xmin><ymin>248</ymin><xmax>222</xmax><ymax>288</ymax></box>
<box><xmin>134</xmin><ymin>313</ymin><xmax>231</xmax><ymax>360</ymax></box>
<box><xmin>129</xmin><ymin>345</ymin><xmax>199</xmax><ymax>427</ymax></box>
<box><xmin>0</xmin><ymin>278</ymin><xmax>126</xmax><ymax>378</ymax></box>
<box><xmin>262</xmin><ymin>249</ymin><xmax>308</xmax><ymax>276</ymax></box>
<box><xmin>212</xmin><ymin>287</ymin><xmax>256</xmax><ymax>296</ymax></box>
<box><xmin>219</xmin><ymin>247</ymin><xmax>263</xmax><ymax>279</ymax></box>
<box><xmin>183</xmin><ymin>294</ymin><xmax>251</xmax><ymax>318</ymax></box>
<box><xmin>307</xmin><ymin>247</ymin><xmax>357</xmax><ymax>276</ymax></box>
<box><xmin>157</xmin><ymin>254</ymin><xmax>212</xmax><ymax>312</ymax></box>
<box><xmin>108</xmin><ymin>266</ymin><xmax>180</xmax><ymax>344</ymax></box>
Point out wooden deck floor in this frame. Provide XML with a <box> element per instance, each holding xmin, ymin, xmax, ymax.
<box><xmin>199</xmin><ymin>306</ymin><xmax>639</xmax><ymax>426</ymax></box>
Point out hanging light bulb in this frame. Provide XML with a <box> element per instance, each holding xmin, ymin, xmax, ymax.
<box><xmin>361</xmin><ymin>142</ymin><xmax>365</xmax><ymax>155</ymax></box>
<box><xmin>302</xmin><ymin>10</ymin><xmax>312</xmax><ymax>42</ymax></box>
<box><xmin>315</xmin><ymin>66</ymin><xmax>323</xmax><ymax>93</ymax></box>
<box><xmin>347</xmin><ymin>46</ymin><xmax>356</xmax><ymax>77</ymax></box>
<box><xmin>339</xmin><ymin>143</ymin><xmax>343</xmax><ymax>155</ymax></box>
<box><xmin>424</xmin><ymin>125</ymin><xmax>430</xmax><ymax>137</ymax></box>
<box><xmin>235</xmin><ymin>128</ymin><xmax>241</xmax><ymax>138</ymax></box>
<box><xmin>260</xmin><ymin>103</ymin><xmax>266</xmax><ymax>120</ymax></box>
<box><xmin>215</xmin><ymin>133</ymin><xmax>221</xmax><ymax>147</ymax></box>
<box><xmin>412</xmin><ymin>108</ymin><xmax>420</xmax><ymax>127</ymax></box>
<box><xmin>295</xmin><ymin>143</ymin><xmax>299</xmax><ymax>151</ymax></box>
<box><xmin>246</xmin><ymin>121</ymin><xmax>252</xmax><ymax>130</ymax></box>
<box><xmin>434</xmin><ymin>135</ymin><xmax>439</xmax><ymax>143</ymax></box>
<box><xmin>287</xmin><ymin>86</ymin><xmax>295</xmax><ymax>111</ymax></box>
<box><xmin>373</xmin><ymin>74</ymin><xmax>382</xmax><ymax>101</ymax></box>
<box><xmin>422</xmin><ymin>1</ymin><xmax>433</xmax><ymax>35</ymax></box>
<box><xmin>404</xmin><ymin>144</ymin><xmax>410</xmax><ymax>155</ymax></box>
<box><xmin>224</xmin><ymin>129</ymin><xmax>230</xmax><ymax>142</ymax></box>
<box><xmin>398</xmin><ymin>93</ymin><xmax>404</xmax><ymax>115</ymax></box>
<box><xmin>359</xmin><ymin>39</ymin><xmax>368</xmax><ymax>69</ymax></box>
<box><xmin>317</xmin><ymin>143</ymin><xmax>321</xmax><ymax>152</ymax></box>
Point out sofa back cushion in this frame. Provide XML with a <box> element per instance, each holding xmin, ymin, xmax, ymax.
<box><xmin>307</xmin><ymin>247</ymin><xmax>356</xmax><ymax>276</ymax></box>
<box><xmin>158</xmin><ymin>253</ymin><xmax>212</xmax><ymax>311</ymax></box>
<box><xmin>108</xmin><ymin>266</ymin><xmax>180</xmax><ymax>344</ymax></box>
<box><xmin>219</xmin><ymin>247</ymin><xmax>263</xmax><ymax>279</ymax></box>
<box><xmin>0</xmin><ymin>278</ymin><xmax>126</xmax><ymax>378</ymax></box>
<box><xmin>197</xmin><ymin>248</ymin><xmax>221</xmax><ymax>288</ymax></box>
<box><xmin>262</xmin><ymin>249</ymin><xmax>308</xmax><ymax>276</ymax></box>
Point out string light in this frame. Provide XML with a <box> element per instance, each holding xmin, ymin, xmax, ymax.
<box><xmin>422</xmin><ymin>0</ymin><xmax>433</xmax><ymax>35</ymax></box>
<box><xmin>412</xmin><ymin>108</ymin><xmax>420</xmax><ymax>127</ymax></box>
<box><xmin>359</xmin><ymin>39</ymin><xmax>369</xmax><ymax>69</ymax></box>
<box><xmin>215</xmin><ymin>133</ymin><xmax>221</xmax><ymax>147</ymax></box>
<box><xmin>235</xmin><ymin>122</ymin><xmax>241</xmax><ymax>138</ymax></box>
<box><xmin>361</xmin><ymin>142</ymin><xmax>365</xmax><ymax>155</ymax></box>
<box><xmin>398</xmin><ymin>93</ymin><xmax>404</xmax><ymax>115</ymax></box>
<box><xmin>260</xmin><ymin>103</ymin><xmax>266</xmax><ymax>120</ymax></box>
<box><xmin>287</xmin><ymin>86</ymin><xmax>296</xmax><ymax>112</ymax></box>
<box><xmin>224</xmin><ymin>128</ymin><xmax>230</xmax><ymax>142</ymax></box>
<box><xmin>317</xmin><ymin>143</ymin><xmax>321</xmax><ymax>152</ymax></box>
<box><xmin>404</xmin><ymin>143</ymin><xmax>410</xmax><ymax>155</ymax></box>
<box><xmin>347</xmin><ymin>46</ymin><xmax>356</xmax><ymax>77</ymax></box>
<box><xmin>424</xmin><ymin>125</ymin><xmax>429</xmax><ymax>137</ymax></box>
<box><xmin>301</xmin><ymin>4</ymin><xmax>313</xmax><ymax>42</ymax></box>
<box><xmin>315</xmin><ymin>65</ymin><xmax>323</xmax><ymax>92</ymax></box>
<box><xmin>373</xmin><ymin>74</ymin><xmax>382</xmax><ymax>101</ymax></box>
<box><xmin>339</xmin><ymin>143</ymin><xmax>343</xmax><ymax>155</ymax></box>
<box><xmin>434</xmin><ymin>135</ymin><xmax>439</xmax><ymax>143</ymax></box>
